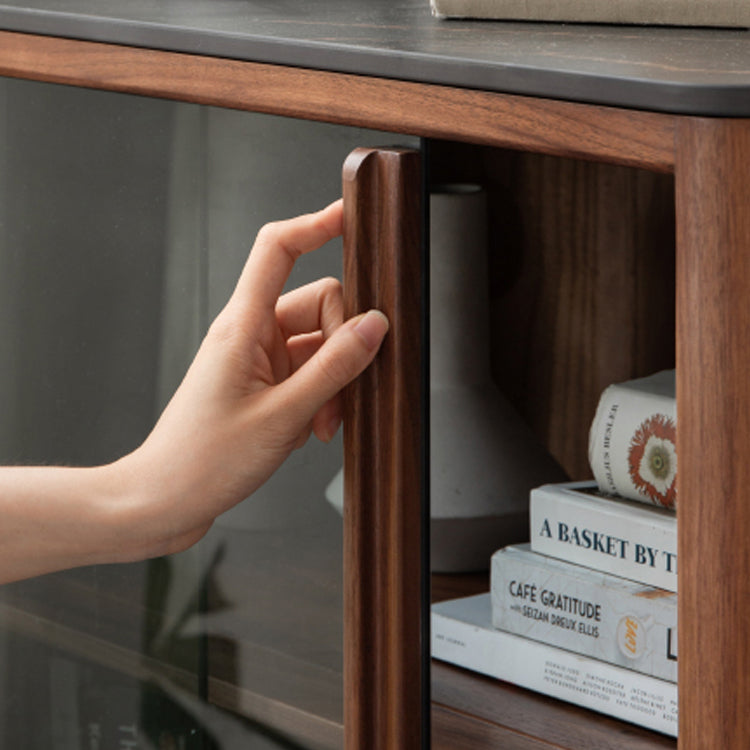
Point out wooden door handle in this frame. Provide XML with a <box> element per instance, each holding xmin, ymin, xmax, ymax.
<box><xmin>342</xmin><ymin>147</ymin><xmax>427</xmax><ymax>750</ymax></box>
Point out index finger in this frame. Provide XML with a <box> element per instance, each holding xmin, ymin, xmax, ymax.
<box><xmin>231</xmin><ymin>200</ymin><xmax>343</xmax><ymax>313</ymax></box>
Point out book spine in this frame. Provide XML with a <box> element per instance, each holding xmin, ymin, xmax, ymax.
<box><xmin>530</xmin><ymin>483</ymin><xmax>677</xmax><ymax>592</ymax></box>
<box><xmin>491</xmin><ymin>546</ymin><xmax>677</xmax><ymax>682</ymax></box>
<box><xmin>431</xmin><ymin>605</ymin><xmax>678</xmax><ymax>737</ymax></box>
<box><xmin>429</xmin><ymin>0</ymin><xmax>750</xmax><ymax>27</ymax></box>
<box><xmin>588</xmin><ymin>374</ymin><xmax>677</xmax><ymax>509</ymax></box>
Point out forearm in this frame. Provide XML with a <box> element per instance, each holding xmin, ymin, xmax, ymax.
<box><xmin>0</xmin><ymin>462</ymin><xmax>154</xmax><ymax>584</ymax></box>
<box><xmin>0</xmin><ymin>202</ymin><xmax>386</xmax><ymax>585</ymax></box>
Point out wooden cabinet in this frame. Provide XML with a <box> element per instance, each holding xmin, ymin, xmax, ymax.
<box><xmin>1</xmin><ymin>3</ymin><xmax>750</xmax><ymax>748</ymax></box>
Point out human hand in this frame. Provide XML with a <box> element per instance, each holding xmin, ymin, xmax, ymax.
<box><xmin>114</xmin><ymin>200</ymin><xmax>388</xmax><ymax>557</ymax></box>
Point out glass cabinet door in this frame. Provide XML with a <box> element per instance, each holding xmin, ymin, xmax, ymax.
<box><xmin>0</xmin><ymin>77</ymin><xmax>418</xmax><ymax>749</ymax></box>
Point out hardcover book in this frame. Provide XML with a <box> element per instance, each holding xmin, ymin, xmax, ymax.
<box><xmin>530</xmin><ymin>481</ymin><xmax>677</xmax><ymax>592</ymax></box>
<box><xmin>432</xmin><ymin>593</ymin><xmax>678</xmax><ymax>736</ymax></box>
<box><xmin>430</xmin><ymin>0</ymin><xmax>750</xmax><ymax>28</ymax></box>
<box><xmin>588</xmin><ymin>370</ymin><xmax>677</xmax><ymax>509</ymax></box>
<box><xmin>491</xmin><ymin>544</ymin><xmax>677</xmax><ymax>682</ymax></box>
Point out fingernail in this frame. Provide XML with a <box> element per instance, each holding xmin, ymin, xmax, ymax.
<box><xmin>326</xmin><ymin>415</ymin><xmax>342</xmax><ymax>442</ymax></box>
<box><xmin>353</xmin><ymin>310</ymin><xmax>389</xmax><ymax>351</ymax></box>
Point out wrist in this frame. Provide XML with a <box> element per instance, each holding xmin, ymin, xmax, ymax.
<box><xmin>103</xmin><ymin>447</ymin><xmax>214</xmax><ymax>562</ymax></box>
<box><xmin>91</xmin><ymin>456</ymin><xmax>153</xmax><ymax>563</ymax></box>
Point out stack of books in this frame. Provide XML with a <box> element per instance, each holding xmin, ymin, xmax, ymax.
<box><xmin>432</xmin><ymin>370</ymin><xmax>679</xmax><ymax>736</ymax></box>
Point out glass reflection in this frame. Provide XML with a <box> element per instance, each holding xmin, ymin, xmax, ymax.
<box><xmin>0</xmin><ymin>77</ymin><xmax>417</xmax><ymax>749</ymax></box>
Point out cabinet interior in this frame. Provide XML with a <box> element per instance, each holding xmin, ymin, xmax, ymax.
<box><xmin>429</xmin><ymin>140</ymin><xmax>676</xmax><ymax>480</ymax></box>
<box><xmin>428</xmin><ymin>140</ymin><xmax>678</xmax><ymax>750</ymax></box>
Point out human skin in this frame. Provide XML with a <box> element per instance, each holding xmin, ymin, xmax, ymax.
<box><xmin>0</xmin><ymin>200</ymin><xmax>388</xmax><ymax>584</ymax></box>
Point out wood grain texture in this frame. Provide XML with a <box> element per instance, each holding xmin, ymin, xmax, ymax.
<box><xmin>342</xmin><ymin>148</ymin><xmax>425</xmax><ymax>750</ymax></box>
<box><xmin>486</xmin><ymin>153</ymin><xmax>676</xmax><ymax>479</ymax></box>
<box><xmin>433</xmin><ymin>704</ymin><xmax>552</xmax><ymax>750</ymax></box>
<box><xmin>429</xmin><ymin>143</ymin><xmax>677</xmax><ymax>479</ymax></box>
<box><xmin>431</xmin><ymin>573</ymin><xmax>489</xmax><ymax>603</ymax></box>
<box><xmin>0</xmin><ymin>31</ymin><xmax>675</xmax><ymax>171</ymax></box>
<box><xmin>675</xmin><ymin>118</ymin><xmax>750</xmax><ymax>749</ymax></box>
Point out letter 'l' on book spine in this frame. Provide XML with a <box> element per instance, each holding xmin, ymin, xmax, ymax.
<box><xmin>530</xmin><ymin>482</ymin><xmax>677</xmax><ymax>592</ymax></box>
<box><xmin>491</xmin><ymin>544</ymin><xmax>677</xmax><ymax>682</ymax></box>
<box><xmin>431</xmin><ymin>594</ymin><xmax>678</xmax><ymax>737</ymax></box>
<box><xmin>588</xmin><ymin>369</ymin><xmax>676</xmax><ymax>510</ymax></box>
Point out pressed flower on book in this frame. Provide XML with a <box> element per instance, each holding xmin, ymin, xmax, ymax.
<box><xmin>628</xmin><ymin>413</ymin><xmax>677</xmax><ymax>509</ymax></box>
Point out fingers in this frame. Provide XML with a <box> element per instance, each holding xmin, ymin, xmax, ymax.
<box><xmin>312</xmin><ymin>395</ymin><xmax>342</xmax><ymax>443</ymax></box>
<box><xmin>232</xmin><ymin>200</ymin><xmax>343</xmax><ymax>314</ymax></box>
<box><xmin>276</xmin><ymin>277</ymin><xmax>343</xmax><ymax>341</ymax></box>
<box><xmin>270</xmin><ymin>309</ymin><xmax>389</xmax><ymax>437</ymax></box>
<box><xmin>285</xmin><ymin>328</ymin><xmax>342</xmax><ymax>444</ymax></box>
<box><xmin>287</xmin><ymin>332</ymin><xmax>326</xmax><ymax>377</ymax></box>
<box><xmin>223</xmin><ymin>201</ymin><xmax>387</xmax><ymax>449</ymax></box>
<box><xmin>286</xmin><ymin>331</ymin><xmax>344</xmax><ymax>444</ymax></box>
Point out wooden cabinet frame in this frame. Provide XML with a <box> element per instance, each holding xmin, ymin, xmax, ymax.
<box><xmin>1</xmin><ymin>29</ymin><xmax>749</xmax><ymax>750</ymax></box>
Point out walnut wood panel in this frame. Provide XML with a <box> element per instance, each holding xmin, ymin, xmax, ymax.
<box><xmin>342</xmin><ymin>148</ymin><xmax>425</xmax><ymax>750</ymax></box>
<box><xmin>431</xmin><ymin>573</ymin><xmax>489</xmax><ymax>603</ymax></box>
<box><xmin>429</xmin><ymin>142</ymin><xmax>676</xmax><ymax>478</ymax></box>
<box><xmin>433</xmin><ymin>704</ymin><xmax>552</xmax><ymax>750</ymax></box>
<box><xmin>675</xmin><ymin>119</ymin><xmax>750</xmax><ymax>749</ymax></box>
<box><xmin>0</xmin><ymin>31</ymin><xmax>676</xmax><ymax>172</ymax></box>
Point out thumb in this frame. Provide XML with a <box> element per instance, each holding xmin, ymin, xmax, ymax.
<box><xmin>273</xmin><ymin>309</ymin><xmax>389</xmax><ymax>428</ymax></box>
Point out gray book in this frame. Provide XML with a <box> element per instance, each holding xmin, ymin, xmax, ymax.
<box><xmin>491</xmin><ymin>544</ymin><xmax>677</xmax><ymax>682</ymax></box>
<box><xmin>430</xmin><ymin>0</ymin><xmax>750</xmax><ymax>28</ymax></box>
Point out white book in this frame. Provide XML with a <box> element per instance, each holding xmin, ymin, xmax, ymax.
<box><xmin>430</xmin><ymin>0</ymin><xmax>750</xmax><ymax>28</ymax></box>
<box><xmin>491</xmin><ymin>544</ymin><xmax>677</xmax><ymax>682</ymax></box>
<box><xmin>588</xmin><ymin>369</ymin><xmax>676</xmax><ymax>510</ymax></box>
<box><xmin>432</xmin><ymin>593</ymin><xmax>678</xmax><ymax>737</ymax></box>
<box><xmin>530</xmin><ymin>481</ymin><xmax>677</xmax><ymax>592</ymax></box>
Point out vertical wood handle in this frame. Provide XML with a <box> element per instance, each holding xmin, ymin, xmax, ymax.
<box><xmin>342</xmin><ymin>147</ymin><xmax>426</xmax><ymax>750</ymax></box>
